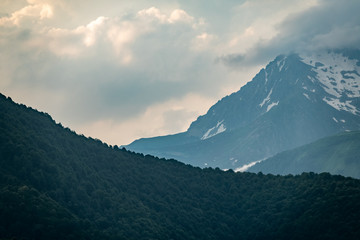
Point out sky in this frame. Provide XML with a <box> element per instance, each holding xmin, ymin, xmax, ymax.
<box><xmin>1</xmin><ymin>0</ymin><xmax>360</xmax><ymax>145</ymax></box>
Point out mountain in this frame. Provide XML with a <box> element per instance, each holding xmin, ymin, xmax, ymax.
<box><xmin>127</xmin><ymin>49</ymin><xmax>360</xmax><ymax>170</ymax></box>
<box><xmin>2</xmin><ymin>93</ymin><xmax>360</xmax><ymax>239</ymax></box>
<box><xmin>248</xmin><ymin>130</ymin><xmax>360</xmax><ymax>178</ymax></box>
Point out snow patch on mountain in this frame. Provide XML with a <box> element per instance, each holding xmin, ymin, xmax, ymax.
<box><xmin>300</xmin><ymin>51</ymin><xmax>360</xmax><ymax>116</ymax></box>
<box><xmin>300</xmin><ymin>52</ymin><xmax>360</xmax><ymax>98</ymax></box>
<box><xmin>229</xmin><ymin>157</ymin><xmax>238</xmax><ymax>166</ymax></box>
<box><xmin>277</xmin><ymin>57</ymin><xmax>287</xmax><ymax>72</ymax></box>
<box><xmin>260</xmin><ymin>88</ymin><xmax>273</xmax><ymax>107</ymax></box>
<box><xmin>201</xmin><ymin>120</ymin><xmax>226</xmax><ymax>140</ymax></box>
<box><xmin>266</xmin><ymin>101</ymin><xmax>279</xmax><ymax>112</ymax></box>
<box><xmin>303</xmin><ymin>93</ymin><xmax>310</xmax><ymax>100</ymax></box>
<box><xmin>235</xmin><ymin>159</ymin><xmax>264</xmax><ymax>172</ymax></box>
<box><xmin>303</xmin><ymin>86</ymin><xmax>316</xmax><ymax>93</ymax></box>
<box><xmin>265</xmin><ymin>70</ymin><xmax>268</xmax><ymax>83</ymax></box>
<box><xmin>323</xmin><ymin>97</ymin><xmax>359</xmax><ymax>115</ymax></box>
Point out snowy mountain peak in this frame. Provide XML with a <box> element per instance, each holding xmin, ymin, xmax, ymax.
<box><xmin>300</xmin><ymin>51</ymin><xmax>360</xmax><ymax>115</ymax></box>
<box><xmin>127</xmin><ymin>49</ymin><xmax>360</xmax><ymax>170</ymax></box>
<box><xmin>188</xmin><ymin>50</ymin><xmax>360</xmax><ymax>140</ymax></box>
<box><xmin>300</xmin><ymin>51</ymin><xmax>360</xmax><ymax>98</ymax></box>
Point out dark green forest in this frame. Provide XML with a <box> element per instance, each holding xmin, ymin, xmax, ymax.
<box><xmin>1</xmin><ymin>93</ymin><xmax>360</xmax><ymax>240</ymax></box>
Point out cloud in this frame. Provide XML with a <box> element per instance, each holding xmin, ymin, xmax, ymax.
<box><xmin>192</xmin><ymin>33</ymin><xmax>217</xmax><ymax>51</ymax></box>
<box><xmin>1</xmin><ymin>3</ymin><xmax>238</xmax><ymax>131</ymax></box>
<box><xmin>168</xmin><ymin>9</ymin><xmax>194</xmax><ymax>24</ymax></box>
<box><xmin>1</xmin><ymin>0</ymin><xmax>358</xmax><ymax>145</ymax></box>
<box><xmin>0</xmin><ymin>1</ymin><xmax>53</xmax><ymax>26</ymax></box>
<box><xmin>220</xmin><ymin>0</ymin><xmax>360</xmax><ymax>67</ymax></box>
<box><xmin>106</xmin><ymin>20</ymin><xmax>136</xmax><ymax>64</ymax></box>
<box><xmin>272</xmin><ymin>0</ymin><xmax>360</xmax><ymax>51</ymax></box>
<box><xmin>78</xmin><ymin>93</ymin><xmax>216</xmax><ymax>145</ymax></box>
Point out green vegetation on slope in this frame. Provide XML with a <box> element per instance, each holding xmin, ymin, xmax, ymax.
<box><xmin>1</xmin><ymin>93</ymin><xmax>360</xmax><ymax>240</ymax></box>
<box><xmin>249</xmin><ymin>131</ymin><xmax>360</xmax><ymax>178</ymax></box>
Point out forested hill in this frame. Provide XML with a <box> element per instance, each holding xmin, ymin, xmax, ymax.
<box><xmin>1</xmin><ymin>92</ymin><xmax>360</xmax><ymax>240</ymax></box>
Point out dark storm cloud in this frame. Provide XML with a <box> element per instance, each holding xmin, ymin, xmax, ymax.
<box><xmin>220</xmin><ymin>0</ymin><xmax>360</xmax><ymax>68</ymax></box>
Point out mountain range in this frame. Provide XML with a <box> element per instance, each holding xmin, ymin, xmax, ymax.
<box><xmin>1</xmin><ymin>92</ymin><xmax>360</xmax><ymax>239</ymax></box>
<box><xmin>127</xmin><ymin>49</ymin><xmax>360</xmax><ymax>171</ymax></box>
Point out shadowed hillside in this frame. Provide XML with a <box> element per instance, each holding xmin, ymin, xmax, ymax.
<box><xmin>249</xmin><ymin>131</ymin><xmax>360</xmax><ymax>178</ymax></box>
